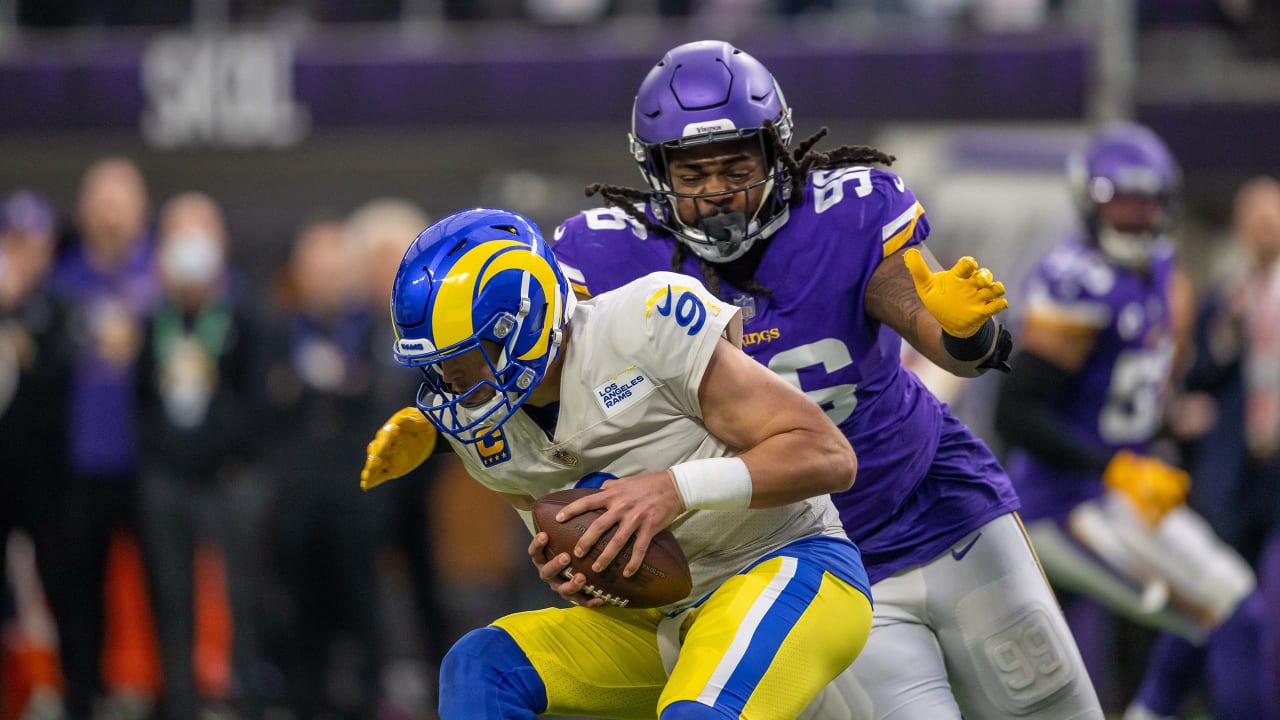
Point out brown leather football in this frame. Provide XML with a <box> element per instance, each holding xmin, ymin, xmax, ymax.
<box><xmin>532</xmin><ymin>487</ymin><xmax>692</xmax><ymax>609</ymax></box>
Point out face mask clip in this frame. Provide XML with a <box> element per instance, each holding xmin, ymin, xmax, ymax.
<box><xmin>493</xmin><ymin>314</ymin><xmax>515</xmax><ymax>339</ymax></box>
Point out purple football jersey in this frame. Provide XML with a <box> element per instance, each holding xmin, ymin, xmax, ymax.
<box><xmin>554</xmin><ymin>168</ymin><xmax>1019</xmax><ymax>582</ymax></box>
<box><xmin>1005</xmin><ymin>236</ymin><xmax>1177</xmax><ymax>523</ymax></box>
<box><xmin>51</xmin><ymin>237</ymin><xmax>158</xmax><ymax>477</ymax></box>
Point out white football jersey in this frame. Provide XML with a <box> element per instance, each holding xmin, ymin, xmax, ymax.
<box><xmin>444</xmin><ymin>271</ymin><xmax>847</xmax><ymax>614</ymax></box>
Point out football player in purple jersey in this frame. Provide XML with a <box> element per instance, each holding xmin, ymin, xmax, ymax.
<box><xmin>996</xmin><ymin>123</ymin><xmax>1274</xmax><ymax>720</ymax></box>
<box><xmin>538</xmin><ymin>40</ymin><xmax>1099</xmax><ymax>719</ymax></box>
<box><xmin>362</xmin><ymin>40</ymin><xmax>1103</xmax><ymax>718</ymax></box>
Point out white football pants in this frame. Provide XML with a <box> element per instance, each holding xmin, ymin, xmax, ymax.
<box><xmin>800</xmin><ymin>513</ymin><xmax>1103</xmax><ymax>719</ymax></box>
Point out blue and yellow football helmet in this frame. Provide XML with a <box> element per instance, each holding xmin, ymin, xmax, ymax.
<box><xmin>390</xmin><ymin>208</ymin><xmax>574</xmax><ymax>443</ymax></box>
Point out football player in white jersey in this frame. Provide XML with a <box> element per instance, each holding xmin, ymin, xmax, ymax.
<box><xmin>366</xmin><ymin>42</ymin><xmax>1106</xmax><ymax>719</ymax></box>
<box><xmin>370</xmin><ymin>207</ymin><xmax>873</xmax><ymax>719</ymax></box>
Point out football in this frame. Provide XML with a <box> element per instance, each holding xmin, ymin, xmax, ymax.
<box><xmin>532</xmin><ymin>487</ymin><xmax>693</xmax><ymax>609</ymax></box>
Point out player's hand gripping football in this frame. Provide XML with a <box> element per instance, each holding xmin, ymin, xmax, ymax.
<box><xmin>527</xmin><ymin>471</ymin><xmax>683</xmax><ymax>605</ymax></box>
<box><xmin>1102</xmin><ymin>450</ymin><xmax>1192</xmax><ymax>527</ymax></box>
<box><xmin>528</xmin><ymin>532</ymin><xmax>608</xmax><ymax>607</ymax></box>
<box><xmin>904</xmin><ymin>248</ymin><xmax>1010</xmax><ymax>338</ymax></box>
<box><xmin>359</xmin><ymin>406</ymin><xmax>437</xmax><ymax>490</ymax></box>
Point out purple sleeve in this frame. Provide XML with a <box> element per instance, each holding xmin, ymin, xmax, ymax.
<box><xmin>866</xmin><ymin>169</ymin><xmax>930</xmax><ymax>260</ymax></box>
<box><xmin>552</xmin><ymin>208</ymin><xmax>655</xmax><ymax>298</ymax></box>
<box><xmin>1023</xmin><ymin>242</ymin><xmax>1117</xmax><ymax>330</ymax></box>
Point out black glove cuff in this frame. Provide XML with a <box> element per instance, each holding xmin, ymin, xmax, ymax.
<box><xmin>976</xmin><ymin>324</ymin><xmax>1013</xmax><ymax>374</ymax></box>
<box><xmin>942</xmin><ymin>318</ymin><xmax>996</xmax><ymax>362</ymax></box>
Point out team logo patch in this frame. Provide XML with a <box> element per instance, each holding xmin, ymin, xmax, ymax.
<box><xmin>594</xmin><ymin>366</ymin><xmax>649</xmax><ymax>417</ymax></box>
<box><xmin>475</xmin><ymin>427</ymin><xmax>511</xmax><ymax>467</ymax></box>
<box><xmin>551</xmin><ymin>447</ymin><xmax>579</xmax><ymax>466</ymax></box>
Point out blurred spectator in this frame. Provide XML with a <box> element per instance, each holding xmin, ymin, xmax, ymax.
<box><xmin>1224</xmin><ymin>176</ymin><xmax>1280</xmax><ymax>705</ymax></box>
<box><xmin>1236</xmin><ymin>177</ymin><xmax>1280</xmax><ymax>467</ymax></box>
<box><xmin>263</xmin><ymin>218</ymin><xmax>384</xmax><ymax>720</ymax></box>
<box><xmin>346</xmin><ymin>198</ymin><xmax>454</xmax><ymax>679</ymax></box>
<box><xmin>135</xmin><ymin>192</ymin><xmax>266</xmax><ymax>720</ymax></box>
<box><xmin>49</xmin><ymin>157</ymin><xmax>158</xmax><ymax>719</ymax></box>
<box><xmin>1182</xmin><ymin>176</ymin><xmax>1280</xmax><ymax>563</ymax></box>
<box><xmin>0</xmin><ymin>191</ymin><xmax>65</xmax><ymax>541</ymax></box>
<box><xmin>0</xmin><ymin>190</ymin><xmax>70</xmax><ymax>719</ymax></box>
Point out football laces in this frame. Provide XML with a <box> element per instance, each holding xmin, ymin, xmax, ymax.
<box><xmin>559</xmin><ymin>568</ymin><xmax>629</xmax><ymax>608</ymax></box>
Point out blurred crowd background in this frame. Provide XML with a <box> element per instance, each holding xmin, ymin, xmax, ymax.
<box><xmin>1</xmin><ymin>0</ymin><xmax>1278</xmax><ymax>719</ymax></box>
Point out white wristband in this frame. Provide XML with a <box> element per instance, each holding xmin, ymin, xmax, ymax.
<box><xmin>669</xmin><ymin>457</ymin><xmax>753</xmax><ymax>511</ymax></box>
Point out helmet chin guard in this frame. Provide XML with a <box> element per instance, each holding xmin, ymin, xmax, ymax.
<box><xmin>1096</xmin><ymin>226</ymin><xmax>1160</xmax><ymax>269</ymax></box>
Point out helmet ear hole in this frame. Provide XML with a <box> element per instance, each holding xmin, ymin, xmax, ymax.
<box><xmin>531</xmin><ymin>301</ymin><xmax>548</xmax><ymax>330</ymax></box>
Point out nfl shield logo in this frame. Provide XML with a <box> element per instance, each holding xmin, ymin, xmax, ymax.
<box><xmin>552</xmin><ymin>447</ymin><xmax>579</xmax><ymax>466</ymax></box>
<box><xmin>732</xmin><ymin>294</ymin><xmax>756</xmax><ymax>323</ymax></box>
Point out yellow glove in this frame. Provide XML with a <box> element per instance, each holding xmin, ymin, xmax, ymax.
<box><xmin>904</xmin><ymin>248</ymin><xmax>1010</xmax><ymax>338</ymax></box>
<box><xmin>1102</xmin><ymin>450</ymin><xmax>1192</xmax><ymax>527</ymax></box>
<box><xmin>360</xmin><ymin>406</ymin><xmax>438</xmax><ymax>491</ymax></box>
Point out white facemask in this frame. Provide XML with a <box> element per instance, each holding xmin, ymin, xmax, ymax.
<box><xmin>1096</xmin><ymin>225</ymin><xmax>1159</xmax><ymax>268</ymax></box>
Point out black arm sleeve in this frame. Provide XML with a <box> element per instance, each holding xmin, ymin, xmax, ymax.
<box><xmin>994</xmin><ymin>350</ymin><xmax>1111</xmax><ymax>474</ymax></box>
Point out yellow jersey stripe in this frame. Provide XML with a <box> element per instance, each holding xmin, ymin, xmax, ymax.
<box><xmin>882</xmin><ymin>201</ymin><xmax>924</xmax><ymax>257</ymax></box>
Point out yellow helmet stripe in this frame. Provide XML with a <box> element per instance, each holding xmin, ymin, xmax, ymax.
<box><xmin>478</xmin><ymin>249</ymin><xmax>561</xmax><ymax>360</ymax></box>
<box><xmin>430</xmin><ymin>240</ymin><xmax>525</xmax><ymax>349</ymax></box>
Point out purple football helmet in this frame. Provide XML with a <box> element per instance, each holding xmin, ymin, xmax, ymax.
<box><xmin>1067</xmin><ymin>123</ymin><xmax>1181</xmax><ymax>267</ymax></box>
<box><xmin>630</xmin><ymin>40</ymin><xmax>793</xmax><ymax>263</ymax></box>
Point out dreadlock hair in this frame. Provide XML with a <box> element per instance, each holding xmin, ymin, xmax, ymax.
<box><xmin>583</xmin><ymin>125</ymin><xmax>895</xmax><ymax>300</ymax></box>
<box><xmin>765</xmin><ymin>121</ymin><xmax>898</xmax><ymax>209</ymax></box>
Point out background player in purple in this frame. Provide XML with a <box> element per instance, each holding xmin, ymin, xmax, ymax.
<box><xmin>995</xmin><ymin>123</ymin><xmax>1273</xmax><ymax>720</ymax></box>
<box><xmin>542</xmin><ymin>40</ymin><xmax>1102</xmax><ymax>719</ymax></box>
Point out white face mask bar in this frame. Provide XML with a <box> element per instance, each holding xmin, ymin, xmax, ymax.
<box><xmin>1096</xmin><ymin>225</ymin><xmax>1160</xmax><ymax>268</ymax></box>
